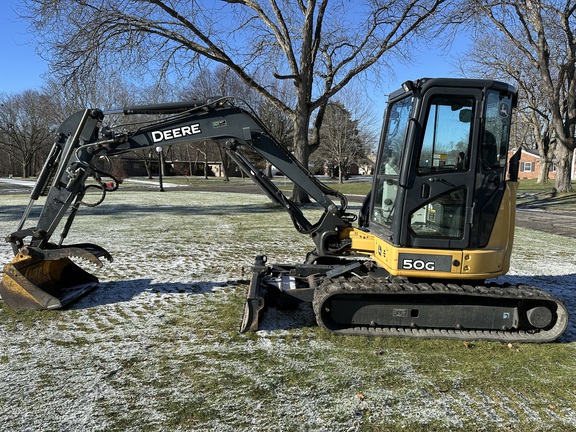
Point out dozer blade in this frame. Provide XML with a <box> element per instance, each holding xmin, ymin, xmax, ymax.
<box><xmin>0</xmin><ymin>244</ymin><xmax>112</xmax><ymax>311</ymax></box>
<box><xmin>239</xmin><ymin>255</ymin><xmax>268</xmax><ymax>333</ymax></box>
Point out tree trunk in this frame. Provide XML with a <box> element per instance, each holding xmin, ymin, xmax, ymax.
<box><xmin>22</xmin><ymin>153</ymin><xmax>34</xmax><ymax>178</ymax></box>
<box><xmin>265</xmin><ymin>161</ymin><xmax>272</xmax><ymax>178</ymax></box>
<box><xmin>218</xmin><ymin>147</ymin><xmax>230</xmax><ymax>182</ymax></box>
<box><xmin>554</xmin><ymin>141</ymin><xmax>573</xmax><ymax>192</ymax></box>
<box><xmin>536</xmin><ymin>134</ymin><xmax>552</xmax><ymax>184</ymax></box>
<box><xmin>145</xmin><ymin>156</ymin><xmax>153</xmax><ymax>179</ymax></box>
<box><xmin>291</xmin><ymin>111</ymin><xmax>312</xmax><ymax>205</ymax></box>
<box><xmin>203</xmin><ymin>142</ymin><xmax>208</xmax><ymax>179</ymax></box>
<box><xmin>537</xmin><ymin>157</ymin><xmax>551</xmax><ymax>184</ymax></box>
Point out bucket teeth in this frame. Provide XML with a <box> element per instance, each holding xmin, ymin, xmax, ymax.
<box><xmin>0</xmin><ymin>244</ymin><xmax>112</xmax><ymax>311</ymax></box>
<box><xmin>19</xmin><ymin>243</ymin><xmax>114</xmax><ymax>266</ymax></box>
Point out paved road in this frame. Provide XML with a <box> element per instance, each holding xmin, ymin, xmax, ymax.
<box><xmin>1</xmin><ymin>178</ymin><xmax>570</xmax><ymax>238</ymax></box>
<box><xmin>515</xmin><ymin>208</ymin><xmax>575</xmax><ymax>238</ymax></box>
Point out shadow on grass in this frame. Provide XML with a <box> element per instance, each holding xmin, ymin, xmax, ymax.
<box><xmin>69</xmin><ymin>277</ymin><xmax>316</xmax><ymax>332</ymax></box>
<box><xmin>518</xmin><ymin>191</ymin><xmax>576</xmax><ymax>210</ymax></box>
<box><xmin>70</xmin><ymin>278</ymin><xmax>242</xmax><ymax>309</ymax></box>
<box><xmin>64</xmin><ymin>273</ymin><xmax>576</xmax><ymax>341</ymax></box>
<box><xmin>0</xmin><ymin>201</ymin><xmax>288</xmax><ymax>224</ymax></box>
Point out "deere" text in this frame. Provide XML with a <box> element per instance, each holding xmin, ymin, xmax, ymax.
<box><xmin>151</xmin><ymin>124</ymin><xmax>202</xmax><ymax>143</ymax></box>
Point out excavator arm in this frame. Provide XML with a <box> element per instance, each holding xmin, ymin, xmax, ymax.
<box><xmin>1</xmin><ymin>98</ymin><xmax>353</xmax><ymax>310</ymax></box>
<box><xmin>9</xmin><ymin>98</ymin><xmax>352</xmax><ymax>252</ymax></box>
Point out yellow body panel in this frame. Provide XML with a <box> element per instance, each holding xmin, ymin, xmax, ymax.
<box><xmin>345</xmin><ymin>181</ymin><xmax>518</xmax><ymax>280</ymax></box>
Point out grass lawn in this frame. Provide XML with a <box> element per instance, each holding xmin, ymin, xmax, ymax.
<box><xmin>1</xmin><ymin>190</ymin><xmax>575</xmax><ymax>431</ymax></box>
<box><xmin>123</xmin><ymin>175</ymin><xmax>576</xmax><ymax>208</ymax></box>
<box><xmin>515</xmin><ymin>179</ymin><xmax>576</xmax><ymax>210</ymax></box>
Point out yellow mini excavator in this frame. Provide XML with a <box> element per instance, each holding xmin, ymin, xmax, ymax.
<box><xmin>0</xmin><ymin>78</ymin><xmax>569</xmax><ymax>342</ymax></box>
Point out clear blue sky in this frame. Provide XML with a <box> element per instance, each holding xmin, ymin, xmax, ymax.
<box><xmin>0</xmin><ymin>2</ymin><xmax>468</xmax><ymax>102</ymax></box>
<box><xmin>1</xmin><ymin>3</ymin><xmax>48</xmax><ymax>93</ymax></box>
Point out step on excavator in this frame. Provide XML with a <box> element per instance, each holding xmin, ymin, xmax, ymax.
<box><xmin>0</xmin><ymin>78</ymin><xmax>569</xmax><ymax>342</ymax></box>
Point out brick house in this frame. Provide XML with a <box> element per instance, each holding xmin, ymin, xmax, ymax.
<box><xmin>507</xmin><ymin>147</ymin><xmax>562</xmax><ymax>180</ymax></box>
<box><xmin>508</xmin><ymin>148</ymin><xmax>576</xmax><ymax>179</ymax></box>
<box><xmin>507</xmin><ymin>148</ymin><xmax>546</xmax><ymax>180</ymax></box>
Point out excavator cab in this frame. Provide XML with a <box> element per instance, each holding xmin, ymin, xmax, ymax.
<box><xmin>310</xmin><ymin>79</ymin><xmax>567</xmax><ymax>341</ymax></box>
<box><xmin>367</xmin><ymin>79</ymin><xmax>519</xmax><ymax>278</ymax></box>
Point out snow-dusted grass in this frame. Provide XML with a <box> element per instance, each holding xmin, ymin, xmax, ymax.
<box><xmin>1</xmin><ymin>190</ymin><xmax>576</xmax><ymax>431</ymax></box>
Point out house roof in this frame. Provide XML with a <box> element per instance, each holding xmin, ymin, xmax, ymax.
<box><xmin>508</xmin><ymin>147</ymin><xmax>539</xmax><ymax>160</ymax></box>
<box><xmin>521</xmin><ymin>147</ymin><xmax>540</xmax><ymax>158</ymax></box>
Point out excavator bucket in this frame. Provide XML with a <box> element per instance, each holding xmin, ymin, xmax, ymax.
<box><xmin>0</xmin><ymin>245</ymin><xmax>112</xmax><ymax>311</ymax></box>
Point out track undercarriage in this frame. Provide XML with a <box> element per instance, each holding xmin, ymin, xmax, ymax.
<box><xmin>242</xmin><ymin>256</ymin><xmax>569</xmax><ymax>343</ymax></box>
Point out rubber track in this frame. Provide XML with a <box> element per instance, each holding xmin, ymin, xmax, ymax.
<box><xmin>313</xmin><ymin>277</ymin><xmax>569</xmax><ymax>342</ymax></box>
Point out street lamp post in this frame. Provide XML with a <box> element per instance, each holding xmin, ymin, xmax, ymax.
<box><xmin>155</xmin><ymin>146</ymin><xmax>165</xmax><ymax>192</ymax></box>
<box><xmin>196</xmin><ymin>147</ymin><xmax>209</xmax><ymax>179</ymax></box>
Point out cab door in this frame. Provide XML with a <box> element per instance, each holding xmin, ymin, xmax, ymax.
<box><xmin>397</xmin><ymin>88</ymin><xmax>482</xmax><ymax>249</ymax></box>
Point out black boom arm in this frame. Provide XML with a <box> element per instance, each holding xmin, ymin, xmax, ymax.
<box><xmin>7</xmin><ymin>98</ymin><xmax>353</xmax><ymax>257</ymax></box>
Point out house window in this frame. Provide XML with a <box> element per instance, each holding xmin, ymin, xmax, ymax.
<box><xmin>521</xmin><ymin>161</ymin><xmax>535</xmax><ymax>172</ymax></box>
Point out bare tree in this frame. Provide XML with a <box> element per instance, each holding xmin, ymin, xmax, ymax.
<box><xmin>518</xmin><ymin>87</ymin><xmax>555</xmax><ymax>183</ymax></box>
<box><xmin>180</xmin><ymin>65</ymin><xmax>261</xmax><ymax>180</ymax></box>
<box><xmin>257</xmin><ymin>91</ymin><xmax>294</xmax><ymax>177</ymax></box>
<box><xmin>312</xmin><ymin>101</ymin><xmax>372</xmax><ymax>183</ymax></box>
<box><xmin>470</xmin><ymin>0</ymin><xmax>576</xmax><ymax>192</ymax></box>
<box><xmin>457</xmin><ymin>31</ymin><xmax>555</xmax><ymax>183</ymax></box>
<box><xmin>43</xmin><ymin>75</ymin><xmax>144</xmax><ymax>119</ymax></box>
<box><xmin>0</xmin><ymin>90</ymin><xmax>55</xmax><ymax>177</ymax></box>
<box><xmin>25</xmin><ymin>0</ymin><xmax>448</xmax><ymax>202</ymax></box>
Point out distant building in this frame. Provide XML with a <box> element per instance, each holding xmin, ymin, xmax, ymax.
<box><xmin>507</xmin><ymin>148</ymin><xmax>545</xmax><ymax>180</ymax></box>
<box><xmin>109</xmin><ymin>154</ymin><xmax>244</xmax><ymax>178</ymax></box>
<box><xmin>507</xmin><ymin>148</ymin><xmax>557</xmax><ymax>180</ymax></box>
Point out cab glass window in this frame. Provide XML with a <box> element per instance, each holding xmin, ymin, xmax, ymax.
<box><xmin>409</xmin><ymin>188</ymin><xmax>466</xmax><ymax>239</ymax></box>
<box><xmin>372</xmin><ymin>95</ymin><xmax>413</xmax><ymax>227</ymax></box>
<box><xmin>418</xmin><ymin>96</ymin><xmax>474</xmax><ymax>174</ymax></box>
<box><xmin>482</xmin><ymin>91</ymin><xmax>513</xmax><ymax>170</ymax></box>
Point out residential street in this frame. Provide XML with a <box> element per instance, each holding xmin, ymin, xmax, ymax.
<box><xmin>515</xmin><ymin>208</ymin><xmax>576</xmax><ymax>238</ymax></box>
<box><xmin>0</xmin><ymin>177</ymin><xmax>572</xmax><ymax>238</ymax></box>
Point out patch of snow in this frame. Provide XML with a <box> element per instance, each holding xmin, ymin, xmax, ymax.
<box><xmin>122</xmin><ymin>178</ymin><xmax>181</xmax><ymax>187</ymax></box>
<box><xmin>0</xmin><ymin>191</ymin><xmax>575</xmax><ymax>430</ymax></box>
<box><xmin>0</xmin><ymin>178</ymin><xmax>35</xmax><ymax>187</ymax></box>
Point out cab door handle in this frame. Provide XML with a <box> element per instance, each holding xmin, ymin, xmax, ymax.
<box><xmin>421</xmin><ymin>183</ymin><xmax>430</xmax><ymax>198</ymax></box>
